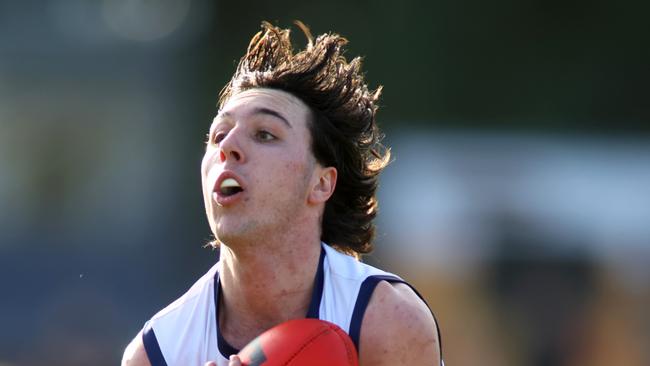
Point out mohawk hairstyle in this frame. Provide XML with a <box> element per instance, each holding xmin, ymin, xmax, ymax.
<box><xmin>218</xmin><ymin>21</ymin><xmax>390</xmax><ymax>256</ymax></box>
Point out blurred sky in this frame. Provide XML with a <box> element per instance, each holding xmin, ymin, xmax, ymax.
<box><xmin>0</xmin><ymin>1</ymin><xmax>649</xmax><ymax>365</ymax></box>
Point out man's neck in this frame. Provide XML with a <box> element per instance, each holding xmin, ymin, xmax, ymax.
<box><xmin>217</xmin><ymin>233</ymin><xmax>322</xmax><ymax>348</ymax></box>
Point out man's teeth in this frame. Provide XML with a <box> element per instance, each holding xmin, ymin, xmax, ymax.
<box><xmin>220</xmin><ymin>178</ymin><xmax>241</xmax><ymax>189</ymax></box>
<box><xmin>219</xmin><ymin>178</ymin><xmax>242</xmax><ymax>195</ymax></box>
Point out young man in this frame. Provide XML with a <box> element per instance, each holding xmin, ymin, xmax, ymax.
<box><xmin>123</xmin><ymin>22</ymin><xmax>442</xmax><ymax>366</ymax></box>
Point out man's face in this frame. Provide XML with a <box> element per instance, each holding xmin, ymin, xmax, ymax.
<box><xmin>201</xmin><ymin>88</ymin><xmax>319</xmax><ymax>245</ymax></box>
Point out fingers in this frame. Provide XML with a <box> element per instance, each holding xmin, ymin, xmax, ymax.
<box><xmin>229</xmin><ymin>354</ymin><xmax>242</xmax><ymax>366</ymax></box>
<box><xmin>204</xmin><ymin>354</ymin><xmax>241</xmax><ymax>366</ymax></box>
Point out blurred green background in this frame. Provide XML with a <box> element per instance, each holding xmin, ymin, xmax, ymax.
<box><xmin>1</xmin><ymin>1</ymin><xmax>649</xmax><ymax>365</ymax></box>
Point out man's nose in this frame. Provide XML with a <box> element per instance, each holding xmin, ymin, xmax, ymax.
<box><xmin>219</xmin><ymin>129</ymin><xmax>244</xmax><ymax>163</ymax></box>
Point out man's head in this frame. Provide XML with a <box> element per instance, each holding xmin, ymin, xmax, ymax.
<box><xmin>205</xmin><ymin>21</ymin><xmax>390</xmax><ymax>256</ymax></box>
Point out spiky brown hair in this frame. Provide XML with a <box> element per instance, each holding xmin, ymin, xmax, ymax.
<box><xmin>218</xmin><ymin>21</ymin><xmax>390</xmax><ymax>256</ymax></box>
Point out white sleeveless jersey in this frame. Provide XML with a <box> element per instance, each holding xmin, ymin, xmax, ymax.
<box><xmin>141</xmin><ymin>243</ymin><xmax>443</xmax><ymax>366</ymax></box>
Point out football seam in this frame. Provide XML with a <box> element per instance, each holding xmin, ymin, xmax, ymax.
<box><xmin>284</xmin><ymin>327</ymin><xmax>332</xmax><ymax>366</ymax></box>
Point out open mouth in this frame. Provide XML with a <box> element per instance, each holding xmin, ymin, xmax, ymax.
<box><xmin>219</xmin><ymin>177</ymin><xmax>243</xmax><ymax>197</ymax></box>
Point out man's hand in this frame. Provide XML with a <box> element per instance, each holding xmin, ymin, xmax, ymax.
<box><xmin>204</xmin><ymin>355</ymin><xmax>242</xmax><ymax>366</ymax></box>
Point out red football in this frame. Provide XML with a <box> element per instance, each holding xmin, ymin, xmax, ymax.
<box><xmin>237</xmin><ymin>318</ymin><xmax>359</xmax><ymax>366</ymax></box>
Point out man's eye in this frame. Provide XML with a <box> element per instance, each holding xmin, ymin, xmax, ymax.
<box><xmin>212</xmin><ymin>132</ymin><xmax>226</xmax><ymax>144</ymax></box>
<box><xmin>256</xmin><ymin>130</ymin><xmax>275</xmax><ymax>141</ymax></box>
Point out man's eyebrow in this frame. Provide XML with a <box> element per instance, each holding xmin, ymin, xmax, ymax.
<box><xmin>214</xmin><ymin>111</ymin><xmax>232</xmax><ymax>122</ymax></box>
<box><xmin>215</xmin><ymin>108</ymin><xmax>293</xmax><ymax>128</ymax></box>
<box><xmin>251</xmin><ymin>107</ymin><xmax>292</xmax><ymax>128</ymax></box>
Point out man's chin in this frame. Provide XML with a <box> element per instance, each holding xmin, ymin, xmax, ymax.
<box><xmin>214</xmin><ymin>226</ymin><xmax>248</xmax><ymax>247</ymax></box>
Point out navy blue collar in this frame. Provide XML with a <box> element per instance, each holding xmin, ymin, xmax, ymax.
<box><xmin>214</xmin><ymin>245</ymin><xmax>326</xmax><ymax>358</ymax></box>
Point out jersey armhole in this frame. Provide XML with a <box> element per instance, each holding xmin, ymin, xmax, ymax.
<box><xmin>142</xmin><ymin>322</ymin><xmax>168</xmax><ymax>366</ymax></box>
<box><xmin>348</xmin><ymin>275</ymin><xmax>444</xmax><ymax>365</ymax></box>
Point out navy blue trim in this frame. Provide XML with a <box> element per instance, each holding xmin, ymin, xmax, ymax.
<box><xmin>142</xmin><ymin>322</ymin><xmax>168</xmax><ymax>366</ymax></box>
<box><xmin>214</xmin><ymin>272</ymin><xmax>240</xmax><ymax>358</ymax></box>
<box><xmin>306</xmin><ymin>246</ymin><xmax>326</xmax><ymax>318</ymax></box>
<box><xmin>348</xmin><ymin>275</ymin><xmax>444</xmax><ymax>364</ymax></box>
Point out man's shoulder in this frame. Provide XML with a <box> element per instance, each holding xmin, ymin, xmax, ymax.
<box><xmin>121</xmin><ymin>331</ymin><xmax>151</xmax><ymax>366</ymax></box>
<box><xmin>124</xmin><ymin>262</ymin><xmax>221</xmax><ymax>366</ymax></box>
<box><xmin>359</xmin><ymin>280</ymin><xmax>441</xmax><ymax>366</ymax></box>
<box><xmin>150</xmin><ymin>261</ymin><xmax>220</xmax><ymax>322</ymax></box>
<box><xmin>323</xmin><ymin>243</ymin><xmax>397</xmax><ymax>281</ymax></box>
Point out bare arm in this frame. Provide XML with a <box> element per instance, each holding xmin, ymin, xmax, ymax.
<box><xmin>122</xmin><ymin>331</ymin><xmax>152</xmax><ymax>366</ymax></box>
<box><xmin>359</xmin><ymin>281</ymin><xmax>441</xmax><ymax>366</ymax></box>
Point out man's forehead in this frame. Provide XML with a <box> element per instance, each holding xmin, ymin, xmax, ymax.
<box><xmin>210</xmin><ymin>89</ymin><xmax>312</xmax><ymax>132</ymax></box>
<box><xmin>219</xmin><ymin>88</ymin><xmax>309</xmax><ymax>117</ymax></box>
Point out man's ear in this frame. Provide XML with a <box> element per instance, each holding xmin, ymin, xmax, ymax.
<box><xmin>308</xmin><ymin>166</ymin><xmax>337</xmax><ymax>205</ymax></box>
